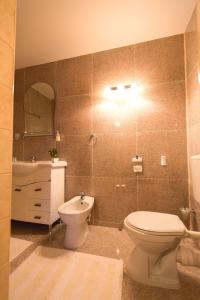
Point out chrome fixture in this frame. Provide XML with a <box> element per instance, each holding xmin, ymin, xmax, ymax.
<box><xmin>30</xmin><ymin>154</ymin><xmax>36</xmax><ymax>162</ymax></box>
<box><xmin>80</xmin><ymin>192</ymin><xmax>85</xmax><ymax>201</ymax></box>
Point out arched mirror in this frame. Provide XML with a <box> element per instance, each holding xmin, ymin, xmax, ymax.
<box><xmin>24</xmin><ymin>82</ymin><xmax>55</xmax><ymax>136</ymax></box>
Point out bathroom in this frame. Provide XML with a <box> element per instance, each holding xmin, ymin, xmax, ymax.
<box><xmin>1</xmin><ymin>0</ymin><xmax>200</xmax><ymax>299</ymax></box>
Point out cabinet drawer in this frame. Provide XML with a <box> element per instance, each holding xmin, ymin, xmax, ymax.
<box><xmin>12</xmin><ymin>186</ymin><xmax>26</xmax><ymax>200</ymax></box>
<box><xmin>30</xmin><ymin>182</ymin><xmax>51</xmax><ymax>199</ymax></box>
<box><xmin>29</xmin><ymin>199</ymin><xmax>50</xmax><ymax>212</ymax></box>
<box><xmin>12</xmin><ymin>187</ymin><xmax>27</xmax><ymax>209</ymax></box>
<box><xmin>11</xmin><ymin>208</ymin><xmax>27</xmax><ymax>221</ymax></box>
<box><xmin>27</xmin><ymin>210</ymin><xmax>50</xmax><ymax>224</ymax></box>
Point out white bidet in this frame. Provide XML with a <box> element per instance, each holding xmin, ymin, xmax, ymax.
<box><xmin>58</xmin><ymin>195</ymin><xmax>94</xmax><ymax>249</ymax></box>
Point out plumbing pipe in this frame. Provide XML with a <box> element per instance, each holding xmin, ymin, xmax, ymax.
<box><xmin>186</xmin><ymin>230</ymin><xmax>200</xmax><ymax>239</ymax></box>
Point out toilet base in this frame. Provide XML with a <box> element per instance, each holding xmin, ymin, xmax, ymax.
<box><xmin>64</xmin><ymin>221</ymin><xmax>89</xmax><ymax>250</ymax></box>
<box><xmin>127</xmin><ymin>246</ymin><xmax>180</xmax><ymax>290</ymax></box>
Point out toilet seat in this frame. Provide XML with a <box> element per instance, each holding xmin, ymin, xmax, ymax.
<box><xmin>126</xmin><ymin>211</ymin><xmax>186</xmax><ymax>236</ymax></box>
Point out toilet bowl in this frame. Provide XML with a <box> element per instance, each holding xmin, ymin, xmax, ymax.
<box><xmin>58</xmin><ymin>196</ymin><xmax>94</xmax><ymax>250</ymax></box>
<box><xmin>124</xmin><ymin>211</ymin><xmax>187</xmax><ymax>290</ymax></box>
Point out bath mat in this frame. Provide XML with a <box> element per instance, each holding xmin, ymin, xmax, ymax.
<box><xmin>9</xmin><ymin>246</ymin><xmax>123</xmax><ymax>300</ymax></box>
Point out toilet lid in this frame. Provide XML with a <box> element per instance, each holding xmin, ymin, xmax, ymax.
<box><xmin>126</xmin><ymin>211</ymin><xmax>185</xmax><ymax>235</ymax></box>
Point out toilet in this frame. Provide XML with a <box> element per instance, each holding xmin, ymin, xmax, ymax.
<box><xmin>58</xmin><ymin>195</ymin><xmax>94</xmax><ymax>250</ymax></box>
<box><xmin>124</xmin><ymin>154</ymin><xmax>200</xmax><ymax>289</ymax></box>
<box><xmin>124</xmin><ymin>211</ymin><xmax>187</xmax><ymax>289</ymax></box>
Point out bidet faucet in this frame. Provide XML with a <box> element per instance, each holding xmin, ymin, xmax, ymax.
<box><xmin>31</xmin><ymin>154</ymin><xmax>36</xmax><ymax>162</ymax></box>
<box><xmin>80</xmin><ymin>192</ymin><xmax>85</xmax><ymax>201</ymax></box>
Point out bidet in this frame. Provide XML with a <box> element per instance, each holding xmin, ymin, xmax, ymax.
<box><xmin>58</xmin><ymin>196</ymin><xmax>94</xmax><ymax>249</ymax></box>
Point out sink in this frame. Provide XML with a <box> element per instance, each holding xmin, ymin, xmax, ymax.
<box><xmin>13</xmin><ymin>162</ymin><xmax>39</xmax><ymax>176</ymax></box>
<box><xmin>13</xmin><ymin>161</ymin><xmax>67</xmax><ymax>176</ymax></box>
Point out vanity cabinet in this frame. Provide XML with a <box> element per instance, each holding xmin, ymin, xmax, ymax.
<box><xmin>12</xmin><ymin>161</ymin><xmax>67</xmax><ymax>225</ymax></box>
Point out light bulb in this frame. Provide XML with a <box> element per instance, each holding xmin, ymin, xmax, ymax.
<box><xmin>103</xmin><ymin>86</ymin><xmax>112</xmax><ymax>99</ymax></box>
<box><xmin>114</xmin><ymin>121</ymin><xmax>120</xmax><ymax>127</ymax></box>
<box><xmin>56</xmin><ymin>130</ymin><xmax>61</xmax><ymax>142</ymax></box>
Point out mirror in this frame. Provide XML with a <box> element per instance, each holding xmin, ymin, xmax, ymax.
<box><xmin>24</xmin><ymin>82</ymin><xmax>55</xmax><ymax>136</ymax></box>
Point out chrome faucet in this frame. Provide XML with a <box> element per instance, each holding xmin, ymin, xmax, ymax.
<box><xmin>31</xmin><ymin>154</ymin><xmax>36</xmax><ymax>162</ymax></box>
<box><xmin>80</xmin><ymin>192</ymin><xmax>85</xmax><ymax>201</ymax></box>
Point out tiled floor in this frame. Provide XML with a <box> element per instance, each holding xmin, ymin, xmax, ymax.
<box><xmin>10</xmin><ymin>237</ymin><xmax>33</xmax><ymax>261</ymax></box>
<box><xmin>11</xmin><ymin>221</ymin><xmax>200</xmax><ymax>300</ymax></box>
<box><xmin>11</xmin><ymin>220</ymin><xmax>49</xmax><ymax>243</ymax></box>
<box><xmin>44</xmin><ymin>224</ymin><xmax>200</xmax><ymax>300</ymax></box>
<box><xmin>10</xmin><ymin>220</ymin><xmax>50</xmax><ymax>272</ymax></box>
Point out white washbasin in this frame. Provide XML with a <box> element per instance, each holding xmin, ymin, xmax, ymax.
<box><xmin>13</xmin><ymin>162</ymin><xmax>39</xmax><ymax>176</ymax></box>
<box><xmin>13</xmin><ymin>161</ymin><xmax>67</xmax><ymax>176</ymax></box>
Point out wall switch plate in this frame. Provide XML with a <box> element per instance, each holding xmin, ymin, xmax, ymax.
<box><xmin>160</xmin><ymin>155</ymin><xmax>167</xmax><ymax>166</ymax></box>
<box><xmin>133</xmin><ymin>165</ymin><xmax>143</xmax><ymax>173</ymax></box>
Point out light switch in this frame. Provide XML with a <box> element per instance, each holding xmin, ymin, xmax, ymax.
<box><xmin>161</xmin><ymin>155</ymin><xmax>167</xmax><ymax>166</ymax></box>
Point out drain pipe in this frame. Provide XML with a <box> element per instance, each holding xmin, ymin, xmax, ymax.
<box><xmin>185</xmin><ymin>229</ymin><xmax>200</xmax><ymax>239</ymax></box>
<box><xmin>179</xmin><ymin>207</ymin><xmax>196</xmax><ymax>230</ymax></box>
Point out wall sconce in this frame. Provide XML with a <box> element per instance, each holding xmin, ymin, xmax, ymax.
<box><xmin>103</xmin><ymin>82</ymin><xmax>143</xmax><ymax>105</ymax></box>
<box><xmin>101</xmin><ymin>82</ymin><xmax>150</xmax><ymax>120</ymax></box>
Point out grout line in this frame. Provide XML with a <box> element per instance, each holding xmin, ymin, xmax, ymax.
<box><xmin>0</xmin><ymin>127</ymin><xmax>12</xmax><ymax>132</ymax></box>
<box><xmin>75</xmin><ymin>175</ymin><xmax>188</xmax><ymax>181</ymax></box>
<box><xmin>133</xmin><ymin>44</ymin><xmax>140</xmax><ymax>211</ymax></box>
<box><xmin>57</xmin><ymin>92</ymin><xmax>91</xmax><ymax>99</ymax></box>
<box><xmin>140</xmin><ymin>79</ymin><xmax>186</xmax><ymax>88</ymax></box>
<box><xmin>183</xmin><ymin>32</ymin><xmax>197</xmax><ymax>219</ymax></box>
<box><xmin>22</xmin><ymin>68</ymin><xmax>26</xmax><ymax>161</ymax></box>
<box><xmin>135</xmin><ymin>128</ymin><xmax>187</xmax><ymax>134</ymax></box>
<box><xmin>91</xmin><ymin>54</ymin><xmax>94</xmax><ymax>177</ymax></box>
<box><xmin>0</xmin><ymin>171</ymin><xmax>12</xmax><ymax>175</ymax></box>
<box><xmin>0</xmin><ymin>216</ymin><xmax>10</xmax><ymax>223</ymax></box>
<box><xmin>183</xmin><ymin>33</ymin><xmax>190</xmax><ymax>210</ymax></box>
<box><xmin>0</xmin><ymin>35</ymin><xmax>15</xmax><ymax>51</ymax></box>
<box><xmin>57</xmin><ymin>128</ymin><xmax>187</xmax><ymax>140</ymax></box>
<box><xmin>185</xmin><ymin>62</ymin><xmax>199</xmax><ymax>80</ymax></box>
<box><xmin>0</xmin><ymin>80</ymin><xmax>13</xmax><ymax>91</ymax></box>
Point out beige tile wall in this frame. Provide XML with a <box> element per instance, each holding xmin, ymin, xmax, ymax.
<box><xmin>0</xmin><ymin>0</ymin><xmax>16</xmax><ymax>299</ymax></box>
<box><xmin>185</xmin><ymin>0</ymin><xmax>200</xmax><ymax>231</ymax></box>
<box><xmin>13</xmin><ymin>34</ymin><xmax>188</xmax><ymax>228</ymax></box>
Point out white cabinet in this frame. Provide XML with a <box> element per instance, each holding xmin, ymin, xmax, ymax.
<box><xmin>12</xmin><ymin>161</ymin><xmax>67</xmax><ymax>225</ymax></box>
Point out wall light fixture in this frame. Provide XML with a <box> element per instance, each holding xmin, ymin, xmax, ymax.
<box><xmin>103</xmin><ymin>82</ymin><xmax>143</xmax><ymax>106</ymax></box>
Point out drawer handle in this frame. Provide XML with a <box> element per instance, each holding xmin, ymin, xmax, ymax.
<box><xmin>34</xmin><ymin>216</ymin><xmax>41</xmax><ymax>219</ymax></box>
<box><xmin>34</xmin><ymin>203</ymin><xmax>42</xmax><ymax>207</ymax></box>
<box><xmin>15</xmin><ymin>188</ymin><xmax>21</xmax><ymax>192</ymax></box>
<box><xmin>34</xmin><ymin>188</ymin><xmax>42</xmax><ymax>192</ymax></box>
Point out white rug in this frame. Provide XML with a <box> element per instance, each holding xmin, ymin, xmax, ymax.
<box><xmin>9</xmin><ymin>246</ymin><xmax>123</xmax><ymax>300</ymax></box>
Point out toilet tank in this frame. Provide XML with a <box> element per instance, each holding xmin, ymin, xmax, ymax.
<box><xmin>190</xmin><ymin>155</ymin><xmax>200</xmax><ymax>204</ymax></box>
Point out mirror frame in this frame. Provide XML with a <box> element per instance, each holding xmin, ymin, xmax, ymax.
<box><xmin>23</xmin><ymin>82</ymin><xmax>56</xmax><ymax>137</ymax></box>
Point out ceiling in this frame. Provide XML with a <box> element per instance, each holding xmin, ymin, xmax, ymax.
<box><xmin>16</xmin><ymin>0</ymin><xmax>197</xmax><ymax>69</ymax></box>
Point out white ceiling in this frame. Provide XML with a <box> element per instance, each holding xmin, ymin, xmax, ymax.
<box><xmin>16</xmin><ymin>0</ymin><xmax>197</xmax><ymax>69</ymax></box>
